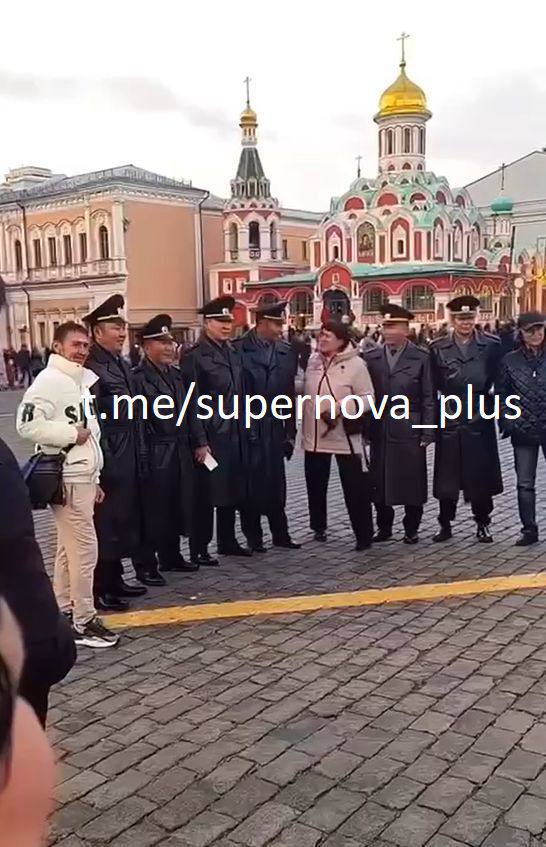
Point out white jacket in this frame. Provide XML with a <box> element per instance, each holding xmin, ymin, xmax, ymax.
<box><xmin>16</xmin><ymin>353</ymin><xmax>103</xmax><ymax>484</ymax></box>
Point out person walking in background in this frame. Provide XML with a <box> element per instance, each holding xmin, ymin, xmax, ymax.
<box><xmin>236</xmin><ymin>301</ymin><xmax>301</xmax><ymax>553</ymax></box>
<box><xmin>181</xmin><ymin>296</ymin><xmax>251</xmax><ymax>565</ymax></box>
<box><xmin>430</xmin><ymin>296</ymin><xmax>503</xmax><ymax>543</ymax></box>
<box><xmin>0</xmin><ymin>436</ymin><xmax>76</xmax><ymax>724</ymax></box>
<box><xmin>15</xmin><ymin>344</ymin><xmax>32</xmax><ymax>387</ymax></box>
<box><xmin>364</xmin><ymin>304</ymin><xmax>435</xmax><ymax>544</ymax></box>
<box><xmin>83</xmin><ymin>295</ymin><xmax>148</xmax><ymax>612</ymax></box>
<box><xmin>132</xmin><ymin>314</ymin><xmax>197</xmax><ymax>581</ymax></box>
<box><xmin>302</xmin><ymin>321</ymin><xmax>374</xmax><ymax>551</ymax></box>
<box><xmin>498</xmin><ymin>312</ymin><xmax>546</xmax><ymax>546</ymax></box>
<box><xmin>16</xmin><ymin>322</ymin><xmax>118</xmax><ymax>649</ymax></box>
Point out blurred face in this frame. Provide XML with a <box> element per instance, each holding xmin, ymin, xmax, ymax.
<box><xmin>144</xmin><ymin>337</ymin><xmax>174</xmax><ymax>366</ymax></box>
<box><xmin>94</xmin><ymin>319</ymin><xmax>127</xmax><ymax>353</ymax></box>
<box><xmin>452</xmin><ymin>314</ymin><xmax>476</xmax><ymax>337</ymax></box>
<box><xmin>318</xmin><ymin>328</ymin><xmax>345</xmax><ymax>356</ymax></box>
<box><xmin>205</xmin><ymin>317</ymin><xmax>233</xmax><ymax>342</ymax></box>
<box><xmin>257</xmin><ymin>318</ymin><xmax>283</xmax><ymax>342</ymax></box>
<box><xmin>383</xmin><ymin>321</ymin><xmax>409</xmax><ymax>347</ymax></box>
<box><xmin>52</xmin><ymin>330</ymin><xmax>90</xmax><ymax>365</ymax></box>
<box><xmin>522</xmin><ymin>324</ymin><xmax>545</xmax><ymax>350</ymax></box>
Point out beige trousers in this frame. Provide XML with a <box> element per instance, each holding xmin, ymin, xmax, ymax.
<box><xmin>52</xmin><ymin>482</ymin><xmax>97</xmax><ymax>630</ymax></box>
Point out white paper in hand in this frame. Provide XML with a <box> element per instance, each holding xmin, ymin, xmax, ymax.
<box><xmin>203</xmin><ymin>452</ymin><xmax>218</xmax><ymax>472</ymax></box>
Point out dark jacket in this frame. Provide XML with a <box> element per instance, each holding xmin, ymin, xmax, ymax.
<box><xmin>132</xmin><ymin>357</ymin><xmax>193</xmax><ymax>542</ymax></box>
<box><xmin>363</xmin><ymin>342</ymin><xmax>435</xmax><ymax>506</ymax></box>
<box><xmin>0</xmin><ymin>438</ymin><xmax>75</xmax><ymax>689</ymax></box>
<box><xmin>498</xmin><ymin>344</ymin><xmax>546</xmax><ymax>445</ymax></box>
<box><xmin>430</xmin><ymin>331</ymin><xmax>503</xmax><ymax>501</ymax></box>
<box><xmin>233</xmin><ymin>330</ymin><xmax>297</xmax><ymax>513</ymax></box>
<box><xmin>85</xmin><ymin>343</ymin><xmax>146</xmax><ymax>559</ymax></box>
<box><xmin>181</xmin><ymin>334</ymin><xmax>249</xmax><ymax>507</ymax></box>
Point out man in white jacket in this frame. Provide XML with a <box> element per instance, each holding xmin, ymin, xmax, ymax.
<box><xmin>16</xmin><ymin>322</ymin><xmax>118</xmax><ymax>649</ymax></box>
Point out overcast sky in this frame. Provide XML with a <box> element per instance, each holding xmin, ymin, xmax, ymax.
<box><xmin>1</xmin><ymin>0</ymin><xmax>545</xmax><ymax>211</ymax></box>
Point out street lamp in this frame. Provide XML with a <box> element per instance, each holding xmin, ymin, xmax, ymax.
<box><xmin>514</xmin><ymin>276</ymin><xmax>525</xmax><ymax>319</ymax></box>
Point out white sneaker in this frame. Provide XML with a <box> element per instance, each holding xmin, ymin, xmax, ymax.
<box><xmin>73</xmin><ymin>617</ymin><xmax>120</xmax><ymax>648</ymax></box>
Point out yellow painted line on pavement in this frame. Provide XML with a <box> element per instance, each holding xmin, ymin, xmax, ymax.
<box><xmin>104</xmin><ymin>570</ymin><xmax>546</xmax><ymax>631</ymax></box>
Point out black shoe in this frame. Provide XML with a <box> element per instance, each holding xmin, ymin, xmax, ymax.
<box><xmin>218</xmin><ymin>544</ymin><xmax>253</xmax><ymax>557</ymax></box>
<box><xmin>273</xmin><ymin>539</ymin><xmax>302</xmax><ymax>549</ymax></box>
<box><xmin>134</xmin><ymin>568</ymin><xmax>167</xmax><ymax>586</ymax></box>
<box><xmin>403</xmin><ymin>533</ymin><xmax>419</xmax><ymax>545</ymax></box>
<box><xmin>373</xmin><ymin>529</ymin><xmax>392</xmax><ymax>542</ymax></box>
<box><xmin>159</xmin><ymin>557</ymin><xmax>199</xmax><ymax>573</ymax></box>
<box><xmin>190</xmin><ymin>551</ymin><xmax>217</xmax><ymax>567</ymax></box>
<box><xmin>249</xmin><ymin>543</ymin><xmax>268</xmax><ymax>553</ymax></box>
<box><xmin>355</xmin><ymin>541</ymin><xmax>372</xmax><ymax>551</ymax></box>
<box><xmin>95</xmin><ymin>594</ymin><xmax>129</xmax><ymax>612</ymax></box>
<box><xmin>115</xmin><ymin>580</ymin><xmax>147</xmax><ymax>597</ymax></box>
<box><xmin>433</xmin><ymin>526</ymin><xmax>452</xmax><ymax>543</ymax></box>
<box><xmin>476</xmin><ymin>524</ymin><xmax>493</xmax><ymax>543</ymax></box>
<box><xmin>313</xmin><ymin>531</ymin><xmax>327</xmax><ymax>542</ymax></box>
<box><xmin>73</xmin><ymin>617</ymin><xmax>120</xmax><ymax>648</ymax></box>
<box><xmin>515</xmin><ymin>532</ymin><xmax>539</xmax><ymax>547</ymax></box>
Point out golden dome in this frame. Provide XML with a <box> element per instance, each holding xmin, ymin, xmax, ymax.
<box><xmin>240</xmin><ymin>106</ymin><xmax>257</xmax><ymax>127</ymax></box>
<box><xmin>376</xmin><ymin>62</ymin><xmax>430</xmax><ymax>119</ymax></box>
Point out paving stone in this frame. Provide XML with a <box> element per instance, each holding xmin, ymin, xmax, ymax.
<box><xmin>345</xmin><ymin>755</ymin><xmax>403</xmax><ymax>793</ymax></box>
<box><xmin>419</xmin><ymin>775</ymin><xmax>475</xmax><ymax>814</ymax></box>
<box><xmin>482</xmin><ymin>824</ymin><xmax>532</xmax><ymax>846</ymax></box>
<box><xmin>338</xmin><ymin>800</ymin><xmax>396</xmax><ymax>843</ymax></box>
<box><xmin>382</xmin><ymin>729</ymin><xmax>435</xmax><ymax>763</ymax></box>
<box><xmin>213</xmin><ymin>776</ymin><xmax>278</xmax><ymax>820</ymax></box>
<box><xmin>473</xmin><ymin>727</ymin><xmax>521</xmax><ymax>757</ymax></box>
<box><xmin>172</xmin><ymin>811</ymin><xmax>236</xmax><ymax>846</ymax></box>
<box><xmin>241</xmin><ymin>736</ymin><xmax>291</xmax><ymax>764</ymax></box>
<box><xmin>152</xmin><ymin>783</ymin><xmax>217</xmax><ymax>831</ymax></box>
<box><xmin>258</xmin><ymin>749</ymin><xmax>315</xmax><ymax>785</ymax></box>
<box><xmin>476</xmin><ymin>776</ymin><xmax>526</xmax><ymax>810</ymax></box>
<box><xmin>451</xmin><ymin>708</ymin><xmax>496</xmax><ymax>737</ymax></box>
<box><xmin>78</xmin><ymin>796</ymin><xmax>156</xmax><ymax>840</ymax></box>
<box><xmin>404</xmin><ymin>754</ymin><xmax>449</xmax><ymax>785</ymax></box>
<box><xmin>299</xmin><ymin>787</ymin><xmax>365</xmax><ymax>832</ymax></box>
<box><xmin>201</xmin><ymin>757</ymin><xmax>254</xmax><ymax>794</ymax></box>
<box><xmin>139</xmin><ymin>765</ymin><xmax>196</xmax><ymax>804</ymax></box>
<box><xmin>429</xmin><ymin>731</ymin><xmax>474</xmax><ymax>762</ymax></box>
<box><xmin>497</xmin><ymin>749</ymin><xmax>546</xmax><ymax>781</ymax></box>
<box><xmin>315</xmin><ymin>750</ymin><xmax>362</xmax><ymax>779</ymax></box>
<box><xmin>409</xmin><ymin>711</ymin><xmax>454</xmax><ymax>735</ymax></box>
<box><xmin>269</xmin><ymin>822</ymin><xmax>322</xmax><ymax>847</ymax></box>
<box><xmin>506</xmin><ymin>794</ymin><xmax>546</xmax><ymax>834</ymax></box>
<box><xmin>276</xmin><ymin>771</ymin><xmax>334</xmax><ymax>811</ymax></box>
<box><xmin>382</xmin><ymin>804</ymin><xmax>445</xmax><ymax>846</ymax></box>
<box><xmin>521</xmin><ymin>724</ymin><xmax>546</xmax><ymax>755</ymax></box>
<box><xmin>440</xmin><ymin>798</ymin><xmax>500</xmax><ymax>845</ymax></box>
<box><xmin>109</xmin><ymin>819</ymin><xmax>167</xmax><ymax>846</ymax></box>
<box><xmin>372</xmin><ymin>775</ymin><xmax>424</xmax><ymax>809</ymax></box>
<box><xmin>449</xmin><ymin>750</ymin><xmax>500</xmax><ymax>783</ymax></box>
<box><xmin>56</xmin><ymin>769</ymin><xmax>107</xmax><ymax>805</ymax></box>
<box><xmin>345</xmin><ymin>726</ymin><xmax>393</xmax><ymax>758</ymax></box>
<box><xmin>230</xmin><ymin>802</ymin><xmax>296</xmax><ymax>846</ymax></box>
<box><xmin>83</xmin><ymin>768</ymin><xmax>153</xmax><ymax>809</ymax></box>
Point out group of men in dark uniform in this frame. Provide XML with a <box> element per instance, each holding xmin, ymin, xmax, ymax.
<box><xmin>82</xmin><ymin>293</ymin><xmax>300</xmax><ymax>612</ymax></box>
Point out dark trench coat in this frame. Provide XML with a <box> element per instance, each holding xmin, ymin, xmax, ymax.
<box><xmin>430</xmin><ymin>331</ymin><xmax>503</xmax><ymax>501</ymax></box>
<box><xmin>132</xmin><ymin>357</ymin><xmax>194</xmax><ymax>544</ymax></box>
<box><xmin>181</xmin><ymin>335</ymin><xmax>249</xmax><ymax>507</ymax></box>
<box><xmin>86</xmin><ymin>343</ymin><xmax>146</xmax><ymax>559</ymax></box>
<box><xmin>363</xmin><ymin>342</ymin><xmax>436</xmax><ymax>506</ymax></box>
<box><xmin>233</xmin><ymin>331</ymin><xmax>297</xmax><ymax>514</ymax></box>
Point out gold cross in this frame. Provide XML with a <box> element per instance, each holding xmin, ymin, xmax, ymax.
<box><xmin>356</xmin><ymin>154</ymin><xmax>362</xmax><ymax>178</ymax></box>
<box><xmin>244</xmin><ymin>76</ymin><xmax>251</xmax><ymax>108</ymax></box>
<box><xmin>397</xmin><ymin>32</ymin><xmax>409</xmax><ymax>67</ymax></box>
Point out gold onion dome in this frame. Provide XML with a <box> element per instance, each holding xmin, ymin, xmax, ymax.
<box><xmin>240</xmin><ymin>106</ymin><xmax>257</xmax><ymax>127</ymax></box>
<box><xmin>376</xmin><ymin>61</ymin><xmax>430</xmax><ymax>119</ymax></box>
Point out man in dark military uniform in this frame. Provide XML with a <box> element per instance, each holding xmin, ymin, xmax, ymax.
<box><xmin>83</xmin><ymin>295</ymin><xmax>147</xmax><ymax>611</ymax></box>
<box><xmin>363</xmin><ymin>303</ymin><xmax>436</xmax><ymax>544</ymax></box>
<box><xmin>234</xmin><ymin>300</ymin><xmax>301</xmax><ymax>552</ymax></box>
<box><xmin>431</xmin><ymin>295</ymin><xmax>503</xmax><ymax>543</ymax></box>
<box><xmin>181</xmin><ymin>296</ymin><xmax>251</xmax><ymax>565</ymax></box>
<box><xmin>132</xmin><ymin>315</ymin><xmax>197</xmax><ymax>582</ymax></box>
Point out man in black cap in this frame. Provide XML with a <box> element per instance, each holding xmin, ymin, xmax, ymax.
<box><xmin>83</xmin><ymin>294</ymin><xmax>147</xmax><ymax>610</ymax></box>
<box><xmin>181</xmin><ymin>296</ymin><xmax>251</xmax><ymax>564</ymax></box>
<box><xmin>234</xmin><ymin>300</ymin><xmax>300</xmax><ymax>552</ymax></box>
<box><xmin>132</xmin><ymin>315</ymin><xmax>197</xmax><ymax>579</ymax></box>
<box><xmin>430</xmin><ymin>295</ymin><xmax>503</xmax><ymax>543</ymax></box>
<box><xmin>498</xmin><ymin>311</ymin><xmax>546</xmax><ymax>545</ymax></box>
<box><xmin>363</xmin><ymin>303</ymin><xmax>435</xmax><ymax>543</ymax></box>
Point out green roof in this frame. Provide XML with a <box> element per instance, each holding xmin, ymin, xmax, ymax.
<box><xmin>246</xmin><ymin>272</ymin><xmax>316</xmax><ymax>287</ymax></box>
<box><xmin>247</xmin><ymin>262</ymin><xmax>494</xmax><ymax>288</ymax></box>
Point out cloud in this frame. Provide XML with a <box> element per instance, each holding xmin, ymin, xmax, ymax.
<box><xmin>0</xmin><ymin>68</ymin><xmax>232</xmax><ymax>133</ymax></box>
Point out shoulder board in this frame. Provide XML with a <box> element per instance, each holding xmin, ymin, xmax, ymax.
<box><xmin>482</xmin><ymin>331</ymin><xmax>501</xmax><ymax>343</ymax></box>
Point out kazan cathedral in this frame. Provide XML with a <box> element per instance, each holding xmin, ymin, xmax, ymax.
<box><xmin>209</xmin><ymin>41</ymin><xmax>515</xmax><ymax>329</ymax></box>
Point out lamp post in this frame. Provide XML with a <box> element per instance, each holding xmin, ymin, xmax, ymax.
<box><xmin>514</xmin><ymin>276</ymin><xmax>525</xmax><ymax>319</ymax></box>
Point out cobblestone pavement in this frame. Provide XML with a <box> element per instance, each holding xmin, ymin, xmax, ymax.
<box><xmin>4</xmin><ymin>388</ymin><xmax>546</xmax><ymax>846</ymax></box>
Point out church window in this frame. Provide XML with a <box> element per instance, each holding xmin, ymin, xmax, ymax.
<box><xmin>301</xmin><ymin>240</ymin><xmax>308</xmax><ymax>261</ymax></box>
<box><xmin>79</xmin><ymin>232</ymin><xmax>88</xmax><ymax>263</ymax></box>
<box><xmin>289</xmin><ymin>291</ymin><xmax>313</xmax><ymax>317</ymax></box>
<box><xmin>229</xmin><ymin>223</ymin><xmax>239</xmax><ymax>259</ymax></box>
<box><xmin>224</xmin><ymin>279</ymin><xmax>233</xmax><ymax>293</ymax></box>
<box><xmin>417</xmin><ymin>164</ymin><xmax>423</xmax><ymax>171</ymax></box>
<box><xmin>386</xmin><ymin>129</ymin><xmax>394</xmax><ymax>155</ymax></box>
<box><xmin>435</xmin><ymin>191</ymin><xmax>446</xmax><ymax>204</ymax></box>
<box><xmin>434</xmin><ymin>224</ymin><xmax>443</xmax><ymax>258</ymax></box>
<box><xmin>63</xmin><ymin>234</ymin><xmax>73</xmax><ymax>265</ymax></box>
<box><xmin>33</xmin><ymin>238</ymin><xmax>42</xmax><ymax>268</ymax></box>
<box><xmin>14</xmin><ymin>238</ymin><xmax>22</xmax><ymax>271</ymax></box>
<box><xmin>362</xmin><ymin>286</ymin><xmax>387</xmax><ymax>312</ymax></box>
<box><xmin>397</xmin><ymin>239</ymin><xmax>404</xmax><ymax>254</ymax></box>
<box><xmin>393</xmin><ymin>224</ymin><xmax>407</xmax><ymax>258</ymax></box>
<box><xmin>419</xmin><ymin>127</ymin><xmax>425</xmax><ymax>154</ymax></box>
<box><xmin>249</xmin><ymin>221</ymin><xmax>261</xmax><ymax>250</ymax></box>
<box><xmin>270</xmin><ymin>221</ymin><xmax>278</xmax><ymax>255</ymax></box>
<box><xmin>48</xmin><ymin>236</ymin><xmax>57</xmax><ymax>266</ymax></box>
<box><xmin>333</xmin><ymin>245</ymin><xmax>339</xmax><ymax>260</ymax></box>
<box><xmin>453</xmin><ymin>225</ymin><xmax>463</xmax><ymax>259</ymax></box>
<box><xmin>480</xmin><ymin>287</ymin><xmax>493</xmax><ymax>311</ymax></box>
<box><xmin>403</xmin><ymin>127</ymin><xmax>412</xmax><ymax>153</ymax></box>
<box><xmin>99</xmin><ymin>225</ymin><xmax>109</xmax><ymax>260</ymax></box>
<box><xmin>282</xmin><ymin>238</ymin><xmax>288</xmax><ymax>259</ymax></box>
<box><xmin>403</xmin><ymin>284</ymin><xmax>434</xmax><ymax>311</ymax></box>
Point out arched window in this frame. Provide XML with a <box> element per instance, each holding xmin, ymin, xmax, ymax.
<box><xmin>403</xmin><ymin>284</ymin><xmax>434</xmax><ymax>312</ymax></box>
<box><xmin>257</xmin><ymin>293</ymin><xmax>277</xmax><ymax>309</ymax></box>
<box><xmin>289</xmin><ymin>291</ymin><xmax>313</xmax><ymax>317</ymax></box>
<box><xmin>362</xmin><ymin>286</ymin><xmax>388</xmax><ymax>313</ymax></box>
<box><xmin>269</xmin><ymin>221</ymin><xmax>278</xmax><ymax>257</ymax></box>
<box><xmin>480</xmin><ymin>287</ymin><xmax>493</xmax><ymax>311</ymax></box>
<box><xmin>454</xmin><ymin>284</ymin><xmax>473</xmax><ymax>297</ymax></box>
<box><xmin>453</xmin><ymin>225</ymin><xmax>463</xmax><ymax>260</ymax></box>
<box><xmin>14</xmin><ymin>239</ymin><xmax>23</xmax><ymax>272</ymax></box>
<box><xmin>434</xmin><ymin>224</ymin><xmax>443</xmax><ymax>258</ymax></box>
<box><xmin>472</xmin><ymin>225</ymin><xmax>481</xmax><ymax>252</ymax></box>
<box><xmin>99</xmin><ymin>225</ymin><xmax>109</xmax><ymax>260</ymax></box>
<box><xmin>386</xmin><ymin>129</ymin><xmax>394</xmax><ymax>155</ymax></box>
<box><xmin>419</xmin><ymin>127</ymin><xmax>425</xmax><ymax>154</ymax></box>
<box><xmin>229</xmin><ymin>223</ymin><xmax>239</xmax><ymax>259</ymax></box>
<box><xmin>249</xmin><ymin>221</ymin><xmax>260</xmax><ymax>250</ymax></box>
<box><xmin>403</xmin><ymin>127</ymin><xmax>412</xmax><ymax>154</ymax></box>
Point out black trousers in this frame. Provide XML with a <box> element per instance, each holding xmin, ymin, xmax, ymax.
<box><xmin>133</xmin><ymin>535</ymin><xmax>181</xmax><ymax>571</ymax></box>
<box><xmin>240</xmin><ymin>504</ymin><xmax>291</xmax><ymax>547</ymax></box>
<box><xmin>94</xmin><ymin>558</ymin><xmax>124</xmax><ymax>596</ymax></box>
<box><xmin>375</xmin><ymin>503</ymin><xmax>423</xmax><ymax>535</ymax></box>
<box><xmin>190</xmin><ymin>471</ymin><xmax>238</xmax><ymax>554</ymax></box>
<box><xmin>438</xmin><ymin>496</ymin><xmax>493</xmax><ymax>528</ymax></box>
<box><xmin>304</xmin><ymin>451</ymin><xmax>373</xmax><ymax>546</ymax></box>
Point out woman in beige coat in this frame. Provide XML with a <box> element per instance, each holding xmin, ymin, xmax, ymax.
<box><xmin>302</xmin><ymin>321</ymin><xmax>374</xmax><ymax>550</ymax></box>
